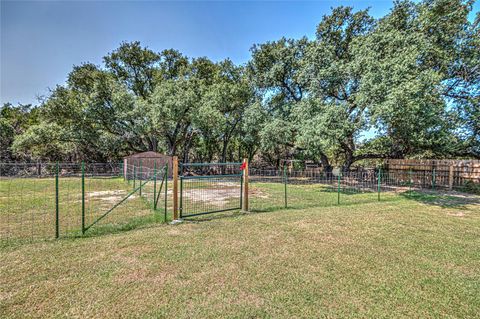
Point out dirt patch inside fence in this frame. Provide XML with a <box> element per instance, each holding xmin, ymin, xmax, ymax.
<box><xmin>250</xmin><ymin>187</ymin><xmax>269</xmax><ymax>198</ymax></box>
<box><xmin>87</xmin><ymin>190</ymin><xmax>137</xmax><ymax>203</ymax></box>
<box><xmin>182</xmin><ymin>187</ymin><xmax>240</xmax><ymax>207</ymax></box>
<box><xmin>181</xmin><ymin>184</ymin><xmax>269</xmax><ymax>206</ymax></box>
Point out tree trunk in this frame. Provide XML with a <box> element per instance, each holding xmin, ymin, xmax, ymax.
<box><xmin>152</xmin><ymin>136</ymin><xmax>157</xmax><ymax>153</ymax></box>
<box><xmin>248</xmin><ymin>147</ymin><xmax>256</xmax><ymax>164</ymax></box>
<box><xmin>167</xmin><ymin>142</ymin><xmax>176</xmax><ymax>157</ymax></box>
<box><xmin>221</xmin><ymin>138</ymin><xmax>229</xmax><ymax>163</ymax></box>
<box><xmin>342</xmin><ymin>151</ymin><xmax>354</xmax><ymax>172</ymax></box>
<box><xmin>319</xmin><ymin>153</ymin><xmax>332</xmax><ymax>173</ymax></box>
<box><xmin>220</xmin><ymin>137</ymin><xmax>229</xmax><ymax>174</ymax></box>
<box><xmin>182</xmin><ymin>132</ymin><xmax>194</xmax><ymax>164</ymax></box>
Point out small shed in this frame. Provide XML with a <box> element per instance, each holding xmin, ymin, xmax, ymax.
<box><xmin>123</xmin><ymin>151</ymin><xmax>173</xmax><ymax>178</ymax></box>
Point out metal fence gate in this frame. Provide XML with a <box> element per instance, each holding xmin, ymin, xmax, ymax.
<box><xmin>179</xmin><ymin>162</ymin><xmax>244</xmax><ymax>218</ymax></box>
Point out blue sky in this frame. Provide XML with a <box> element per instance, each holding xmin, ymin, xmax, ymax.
<box><xmin>1</xmin><ymin>1</ymin><xmax>478</xmax><ymax>106</ymax></box>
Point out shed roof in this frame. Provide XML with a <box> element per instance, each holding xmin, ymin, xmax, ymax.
<box><xmin>124</xmin><ymin>151</ymin><xmax>170</xmax><ymax>159</ymax></box>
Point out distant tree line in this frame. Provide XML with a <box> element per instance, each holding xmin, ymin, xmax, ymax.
<box><xmin>1</xmin><ymin>0</ymin><xmax>479</xmax><ymax>170</ymax></box>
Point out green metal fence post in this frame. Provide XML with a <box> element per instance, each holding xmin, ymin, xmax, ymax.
<box><xmin>284</xmin><ymin>164</ymin><xmax>288</xmax><ymax>208</ymax></box>
<box><xmin>139</xmin><ymin>159</ymin><xmax>143</xmax><ymax>196</ymax></box>
<box><xmin>179</xmin><ymin>164</ymin><xmax>183</xmax><ymax>218</ymax></box>
<box><xmin>55</xmin><ymin>162</ymin><xmax>59</xmax><ymax>239</ymax></box>
<box><xmin>164</xmin><ymin>165</ymin><xmax>168</xmax><ymax>222</ymax></box>
<box><xmin>153</xmin><ymin>161</ymin><xmax>157</xmax><ymax>211</ymax></box>
<box><xmin>337</xmin><ymin>172</ymin><xmax>341</xmax><ymax>205</ymax></box>
<box><xmin>377</xmin><ymin>168</ymin><xmax>381</xmax><ymax>201</ymax></box>
<box><xmin>126</xmin><ymin>160</ymin><xmax>130</xmax><ymax>184</ymax></box>
<box><xmin>432</xmin><ymin>168</ymin><xmax>436</xmax><ymax>190</ymax></box>
<box><xmin>81</xmin><ymin>162</ymin><xmax>85</xmax><ymax>234</ymax></box>
<box><xmin>133</xmin><ymin>165</ymin><xmax>136</xmax><ymax>190</ymax></box>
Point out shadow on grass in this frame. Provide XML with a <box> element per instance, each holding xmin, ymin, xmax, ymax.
<box><xmin>78</xmin><ymin>212</ymin><xmax>169</xmax><ymax>238</ymax></box>
<box><xmin>181</xmin><ymin>210</ymin><xmax>250</xmax><ymax>223</ymax></box>
<box><xmin>0</xmin><ymin>213</ymin><xmax>170</xmax><ymax>249</ymax></box>
<box><xmin>182</xmin><ymin>195</ymin><xmax>404</xmax><ymax>223</ymax></box>
<box><xmin>254</xmin><ymin>196</ymin><xmax>402</xmax><ymax>212</ymax></box>
<box><xmin>400</xmin><ymin>190</ymin><xmax>480</xmax><ymax>209</ymax></box>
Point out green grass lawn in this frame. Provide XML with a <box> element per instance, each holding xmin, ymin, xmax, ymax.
<box><xmin>1</xmin><ymin>188</ymin><xmax>479</xmax><ymax>318</ymax></box>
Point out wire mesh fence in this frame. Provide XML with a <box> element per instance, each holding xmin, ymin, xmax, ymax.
<box><xmin>249</xmin><ymin>167</ymin><xmax>479</xmax><ymax>212</ymax></box>
<box><xmin>1</xmin><ymin>161</ymin><xmax>478</xmax><ymax>245</ymax></box>
<box><xmin>179</xmin><ymin>163</ymin><xmax>243</xmax><ymax>218</ymax></box>
<box><xmin>0</xmin><ymin>162</ymin><xmax>169</xmax><ymax>245</ymax></box>
<box><xmin>83</xmin><ymin>163</ymin><xmax>168</xmax><ymax>236</ymax></box>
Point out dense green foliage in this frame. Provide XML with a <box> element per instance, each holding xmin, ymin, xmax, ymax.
<box><xmin>2</xmin><ymin>0</ymin><xmax>479</xmax><ymax>169</ymax></box>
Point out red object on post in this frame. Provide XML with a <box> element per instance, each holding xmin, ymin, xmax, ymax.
<box><xmin>240</xmin><ymin>162</ymin><xmax>247</xmax><ymax>170</ymax></box>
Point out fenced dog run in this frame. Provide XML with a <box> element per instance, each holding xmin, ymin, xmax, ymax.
<box><xmin>1</xmin><ymin>158</ymin><xmax>479</xmax><ymax>244</ymax></box>
<box><xmin>0</xmin><ymin>162</ymin><xmax>168</xmax><ymax>244</ymax></box>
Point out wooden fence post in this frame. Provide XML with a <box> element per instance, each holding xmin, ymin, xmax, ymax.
<box><xmin>243</xmin><ymin>158</ymin><xmax>249</xmax><ymax>211</ymax></box>
<box><xmin>449</xmin><ymin>165</ymin><xmax>454</xmax><ymax>191</ymax></box>
<box><xmin>173</xmin><ymin>156</ymin><xmax>179</xmax><ymax>220</ymax></box>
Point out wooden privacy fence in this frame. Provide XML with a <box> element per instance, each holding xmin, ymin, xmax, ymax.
<box><xmin>385</xmin><ymin>159</ymin><xmax>480</xmax><ymax>190</ymax></box>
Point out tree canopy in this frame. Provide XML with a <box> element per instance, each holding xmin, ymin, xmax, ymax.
<box><xmin>2</xmin><ymin>0</ymin><xmax>479</xmax><ymax>169</ymax></box>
